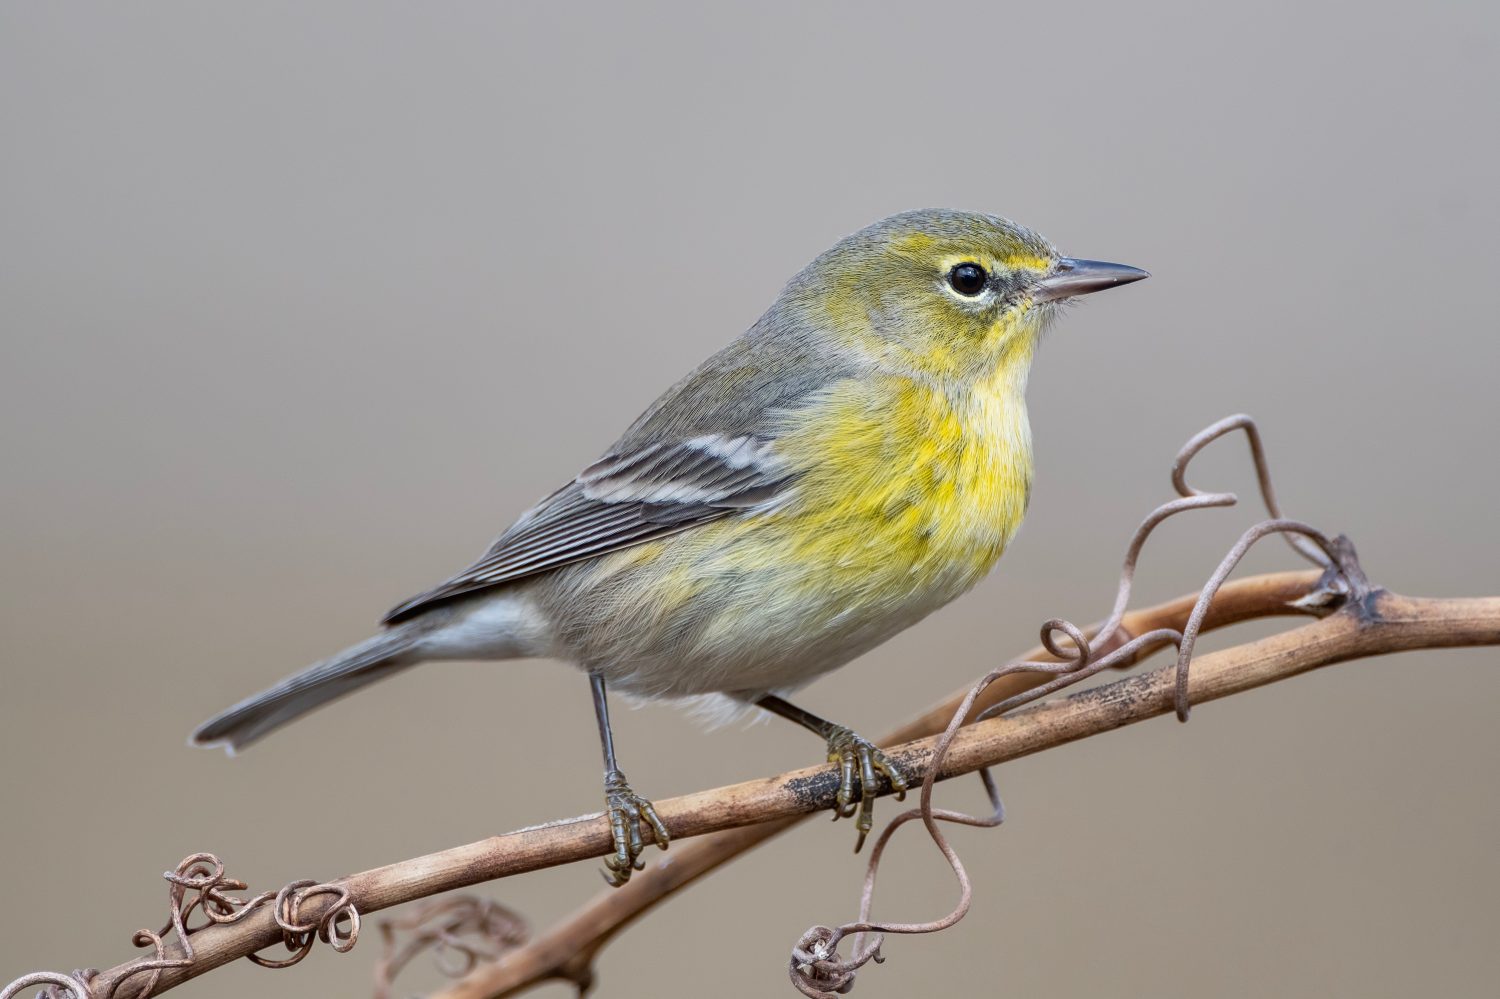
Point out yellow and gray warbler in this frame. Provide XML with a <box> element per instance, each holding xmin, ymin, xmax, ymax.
<box><xmin>193</xmin><ymin>209</ymin><xmax>1147</xmax><ymax>883</ymax></box>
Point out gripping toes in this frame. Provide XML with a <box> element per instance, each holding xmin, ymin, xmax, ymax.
<box><xmin>824</xmin><ymin>727</ymin><xmax>908</xmax><ymax>852</ymax></box>
<box><xmin>601</xmin><ymin>769</ymin><xmax>669</xmax><ymax>887</ymax></box>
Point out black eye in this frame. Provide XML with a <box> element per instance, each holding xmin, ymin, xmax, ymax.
<box><xmin>947</xmin><ymin>262</ymin><xmax>988</xmax><ymax>296</ymax></box>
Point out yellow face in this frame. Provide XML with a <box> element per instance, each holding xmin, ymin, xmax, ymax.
<box><xmin>790</xmin><ymin>209</ymin><xmax>1065</xmax><ymax>383</ymax></box>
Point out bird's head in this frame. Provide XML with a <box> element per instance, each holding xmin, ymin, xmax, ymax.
<box><xmin>786</xmin><ymin>209</ymin><xmax>1147</xmax><ymax>384</ymax></box>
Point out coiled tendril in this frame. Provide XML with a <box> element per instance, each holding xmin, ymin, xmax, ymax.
<box><xmin>1</xmin><ymin>853</ymin><xmax>361</xmax><ymax>999</ymax></box>
<box><xmin>791</xmin><ymin>414</ymin><xmax>1366</xmax><ymax>997</ymax></box>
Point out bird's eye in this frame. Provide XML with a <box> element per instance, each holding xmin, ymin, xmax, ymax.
<box><xmin>947</xmin><ymin>262</ymin><xmax>988</xmax><ymax>296</ymax></box>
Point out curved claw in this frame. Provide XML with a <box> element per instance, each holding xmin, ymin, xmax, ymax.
<box><xmin>824</xmin><ymin>727</ymin><xmax>909</xmax><ymax>852</ymax></box>
<box><xmin>600</xmin><ymin>770</ymin><xmax>669</xmax><ymax>887</ymax></box>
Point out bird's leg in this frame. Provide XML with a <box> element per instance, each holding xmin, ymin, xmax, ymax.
<box><xmin>591</xmin><ymin>673</ymin><xmax>668</xmax><ymax>886</ymax></box>
<box><xmin>755</xmin><ymin>694</ymin><xmax>908</xmax><ymax>851</ymax></box>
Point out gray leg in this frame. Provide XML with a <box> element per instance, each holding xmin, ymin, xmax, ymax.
<box><xmin>757</xmin><ymin>694</ymin><xmax>908</xmax><ymax>851</ymax></box>
<box><xmin>591</xmin><ymin>674</ymin><xmax>668</xmax><ymax>886</ymax></box>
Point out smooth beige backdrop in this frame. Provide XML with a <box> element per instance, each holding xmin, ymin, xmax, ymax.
<box><xmin>3</xmin><ymin>3</ymin><xmax>1497</xmax><ymax>997</ymax></box>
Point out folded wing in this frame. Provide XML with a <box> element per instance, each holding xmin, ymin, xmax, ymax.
<box><xmin>381</xmin><ymin>434</ymin><xmax>792</xmax><ymax>623</ymax></box>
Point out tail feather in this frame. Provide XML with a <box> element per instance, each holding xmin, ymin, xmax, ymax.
<box><xmin>191</xmin><ymin>629</ymin><xmax>418</xmax><ymax>753</ymax></box>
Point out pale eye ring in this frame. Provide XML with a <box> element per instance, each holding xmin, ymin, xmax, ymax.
<box><xmin>947</xmin><ymin>262</ymin><xmax>988</xmax><ymax>296</ymax></box>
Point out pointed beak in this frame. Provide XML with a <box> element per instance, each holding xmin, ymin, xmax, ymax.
<box><xmin>1033</xmin><ymin>257</ymin><xmax>1149</xmax><ymax>303</ymax></box>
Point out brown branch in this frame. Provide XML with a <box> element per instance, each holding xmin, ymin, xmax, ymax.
<box><xmin>5</xmin><ymin>415</ymin><xmax>1473</xmax><ymax>999</ymax></box>
<box><xmin>434</xmin><ymin>569</ymin><xmax>1325</xmax><ymax>997</ymax></box>
<box><xmin>55</xmin><ymin>580</ymin><xmax>1497</xmax><ymax>999</ymax></box>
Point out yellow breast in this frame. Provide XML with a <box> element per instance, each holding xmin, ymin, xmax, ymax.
<box><xmin>770</xmin><ymin>371</ymin><xmax>1033</xmax><ymax>598</ymax></box>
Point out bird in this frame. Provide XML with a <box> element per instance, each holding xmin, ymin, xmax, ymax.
<box><xmin>191</xmin><ymin>209</ymin><xmax>1147</xmax><ymax>884</ymax></box>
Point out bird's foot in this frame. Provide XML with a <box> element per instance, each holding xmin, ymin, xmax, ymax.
<box><xmin>825</xmin><ymin>726</ymin><xmax>908</xmax><ymax>851</ymax></box>
<box><xmin>601</xmin><ymin>769</ymin><xmax>669</xmax><ymax>887</ymax></box>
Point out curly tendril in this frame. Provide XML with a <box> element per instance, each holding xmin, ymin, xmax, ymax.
<box><xmin>790</xmin><ymin>414</ymin><xmax>1366</xmax><ymax>997</ymax></box>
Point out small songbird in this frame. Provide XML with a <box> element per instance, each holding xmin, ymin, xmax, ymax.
<box><xmin>192</xmin><ymin>209</ymin><xmax>1146</xmax><ymax>883</ymax></box>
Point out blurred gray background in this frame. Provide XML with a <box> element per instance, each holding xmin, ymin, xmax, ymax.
<box><xmin>3</xmin><ymin>3</ymin><xmax>1497</xmax><ymax>997</ymax></box>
